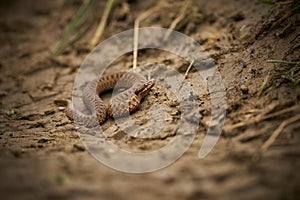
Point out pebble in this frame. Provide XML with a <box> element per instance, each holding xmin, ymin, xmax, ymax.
<box><xmin>241</xmin><ymin>84</ymin><xmax>249</xmax><ymax>94</ymax></box>
<box><xmin>54</xmin><ymin>98</ymin><xmax>68</xmax><ymax>106</ymax></box>
<box><xmin>59</xmin><ymin>106</ymin><xmax>66</xmax><ymax>111</ymax></box>
<box><xmin>73</xmin><ymin>143</ymin><xmax>85</xmax><ymax>152</ymax></box>
<box><xmin>44</xmin><ymin>109</ymin><xmax>55</xmax><ymax>115</ymax></box>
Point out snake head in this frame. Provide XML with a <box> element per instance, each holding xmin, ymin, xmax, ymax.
<box><xmin>108</xmin><ymin>79</ymin><xmax>155</xmax><ymax>118</ymax></box>
<box><xmin>135</xmin><ymin>79</ymin><xmax>155</xmax><ymax>98</ymax></box>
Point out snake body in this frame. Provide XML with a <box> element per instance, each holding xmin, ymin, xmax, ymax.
<box><xmin>66</xmin><ymin>72</ymin><xmax>155</xmax><ymax>126</ymax></box>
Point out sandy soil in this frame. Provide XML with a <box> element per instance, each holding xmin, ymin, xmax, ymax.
<box><xmin>0</xmin><ymin>0</ymin><xmax>299</xmax><ymax>199</ymax></box>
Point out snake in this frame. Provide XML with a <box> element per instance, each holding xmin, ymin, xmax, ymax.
<box><xmin>66</xmin><ymin>72</ymin><xmax>155</xmax><ymax>127</ymax></box>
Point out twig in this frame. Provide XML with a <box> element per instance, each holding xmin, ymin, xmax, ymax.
<box><xmin>224</xmin><ymin>104</ymin><xmax>300</xmax><ymax>132</ymax></box>
<box><xmin>261</xmin><ymin>113</ymin><xmax>300</xmax><ymax>152</ymax></box>
<box><xmin>163</xmin><ymin>0</ymin><xmax>191</xmax><ymax>40</ymax></box>
<box><xmin>184</xmin><ymin>60</ymin><xmax>194</xmax><ymax>79</ymax></box>
<box><xmin>257</xmin><ymin>69</ymin><xmax>271</xmax><ymax>97</ymax></box>
<box><xmin>266</xmin><ymin>60</ymin><xmax>299</xmax><ymax>65</ymax></box>
<box><xmin>133</xmin><ymin>6</ymin><xmax>160</xmax><ymax>69</ymax></box>
<box><xmin>276</xmin><ymin>1</ymin><xmax>294</xmax><ymax>5</ymax></box>
<box><xmin>133</xmin><ymin>20</ymin><xmax>139</xmax><ymax>70</ymax></box>
<box><xmin>89</xmin><ymin>0</ymin><xmax>114</xmax><ymax>49</ymax></box>
<box><xmin>270</xmin><ymin>10</ymin><xmax>292</xmax><ymax>29</ymax></box>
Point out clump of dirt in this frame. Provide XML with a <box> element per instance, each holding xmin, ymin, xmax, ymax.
<box><xmin>0</xmin><ymin>0</ymin><xmax>299</xmax><ymax>199</ymax></box>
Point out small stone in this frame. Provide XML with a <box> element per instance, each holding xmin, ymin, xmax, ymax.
<box><xmin>168</xmin><ymin>100</ymin><xmax>179</xmax><ymax>107</ymax></box>
<box><xmin>44</xmin><ymin>109</ymin><xmax>55</xmax><ymax>115</ymax></box>
<box><xmin>59</xmin><ymin>106</ymin><xmax>66</xmax><ymax>111</ymax></box>
<box><xmin>41</xmin><ymin>84</ymin><xmax>53</xmax><ymax>90</ymax></box>
<box><xmin>241</xmin><ymin>84</ymin><xmax>249</xmax><ymax>94</ymax></box>
<box><xmin>72</xmin><ymin>143</ymin><xmax>86</xmax><ymax>152</ymax></box>
<box><xmin>5</xmin><ymin>109</ymin><xmax>16</xmax><ymax>116</ymax></box>
<box><xmin>38</xmin><ymin>138</ymin><xmax>54</xmax><ymax>143</ymax></box>
<box><xmin>231</xmin><ymin>12</ymin><xmax>245</xmax><ymax>21</ymax></box>
<box><xmin>49</xmin><ymin>129</ymin><xmax>56</xmax><ymax>134</ymax></box>
<box><xmin>54</xmin><ymin>98</ymin><xmax>68</xmax><ymax>106</ymax></box>
<box><xmin>171</xmin><ymin>110</ymin><xmax>179</xmax><ymax>116</ymax></box>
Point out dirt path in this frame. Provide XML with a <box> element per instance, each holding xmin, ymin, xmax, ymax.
<box><xmin>0</xmin><ymin>0</ymin><xmax>299</xmax><ymax>199</ymax></box>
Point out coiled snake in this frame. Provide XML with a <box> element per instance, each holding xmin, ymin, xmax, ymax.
<box><xmin>66</xmin><ymin>72</ymin><xmax>155</xmax><ymax>126</ymax></box>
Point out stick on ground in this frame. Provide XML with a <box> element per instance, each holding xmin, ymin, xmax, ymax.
<box><xmin>163</xmin><ymin>0</ymin><xmax>191</xmax><ymax>40</ymax></box>
<box><xmin>184</xmin><ymin>60</ymin><xmax>194</xmax><ymax>79</ymax></box>
<box><xmin>89</xmin><ymin>0</ymin><xmax>114</xmax><ymax>49</ymax></box>
<box><xmin>224</xmin><ymin>104</ymin><xmax>300</xmax><ymax>133</ymax></box>
<box><xmin>261</xmin><ymin>113</ymin><xmax>300</xmax><ymax>152</ymax></box>
<box><xmin>133</xmin><ymin>6</ymin><xmax>159</xmax><ymax>69</ymax></box>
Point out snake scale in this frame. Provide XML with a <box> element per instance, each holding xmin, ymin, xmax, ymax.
<box><xmin>66</xmin><ymin>72</ymin><xmax>155</xmax><ymax>126</ymax></box>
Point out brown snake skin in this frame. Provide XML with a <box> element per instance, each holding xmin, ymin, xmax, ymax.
<box><xmin>66</xmin><ymin>72</ymin><xmax>155</xmax><ymax>126</ymax></box>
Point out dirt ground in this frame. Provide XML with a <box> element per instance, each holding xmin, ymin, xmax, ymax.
<box><xmin>0</xmin><ymin>0</ymin><xmax>300</xmax><ymax>199</ymax></box>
